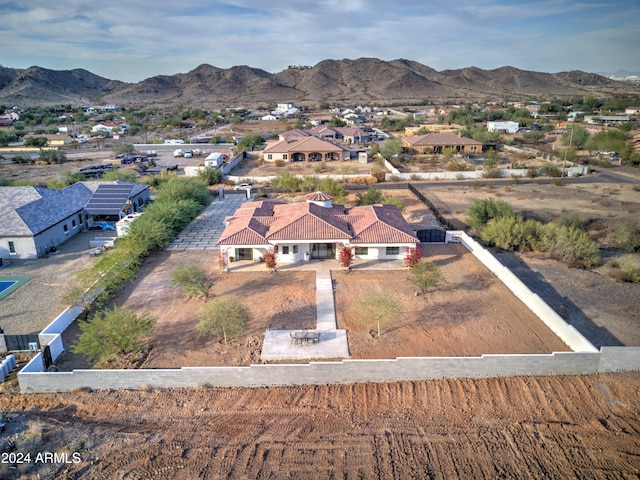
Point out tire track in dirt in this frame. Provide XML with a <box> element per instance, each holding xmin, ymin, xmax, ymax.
<box><xmin>2</xmin><ymin>374</ymin><xmax>639</xmax><ymax>479</ymax></box>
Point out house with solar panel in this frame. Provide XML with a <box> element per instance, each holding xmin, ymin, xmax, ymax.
<box><xmin>0</xmin><ymin>181</ymin><xmax>150</xmax><ymax>259</ymax></box>
<box><xmin>217</xmin><ymin>192</ymin><xmax>419</xmax><ymax>264</ymax></box>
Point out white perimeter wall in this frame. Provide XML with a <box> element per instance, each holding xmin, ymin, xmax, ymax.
<box><xmin>19</xmin><ymin>230</ymin><xmax>639</xmax><ymax>393</ymax></box>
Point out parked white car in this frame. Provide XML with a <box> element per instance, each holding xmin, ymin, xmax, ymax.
<box><xmin>234</xmin><ymin>183</ymin><xmax>252</xmax><ymax>191</ymax></box>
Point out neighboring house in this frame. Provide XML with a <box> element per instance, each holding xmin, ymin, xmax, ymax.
<box><xmin>271</xmin><ymin>103</ymin><xmax>298</xmax><ymax>117</ymax></box>
<box><xmin>402</xmin><ymin>133</ymin><xmax>483</xmax><ymax>154</ymax></box>
<box><xmin>261</xmin><ymin>114</ymin><xmax>278</xmax><ymax>121</ymax></box>
<box><xmin>584</xmin><ymin>115</ymin><xmax>630</xmax><ymax>125</ymax></box>
<box><xmin>306</xmin><ymin>125</ymin><xmax>371</xmax><ymax>143</ymax></box>
<box><xmin>22</xmin><ymin>134</ymin><xmax>73</xmax><ymax>147</ymax></box>
<box><xmin>91</xmin><ymin>121</ymin><xmax>129</xmax><ymax>134</ymax></box>
<box><xmin>262</xmin><ymin>136</ymin><xmax>350</xmax><ymax>162</ymax></box>
<box><xmin>625</xmin><ymin>107</ymin><xmax>640</xmax><ymax>115</ymax></box>
<box><xmin>404</xmin><ymin>124</ymin><xmax>463</xmax><ymax>136</ymax></box>
<box><xmin>0</xmin><ymin>181</ymin><xmax>150</xmax><ymax>259</ymax></box>
<box><xmin>487</xmin><ymin>121</ymin><xmax>519</xmax><ymax>134</ymax></box>
<box><xmin>217</xmin><ymin>192</ymin><xmax>419</xmax><ymax>264</ymax></box>
<box><xmin>0</xmin><ymin>118</ymin><xmax>13</xmax><ymax>127</ymax></box>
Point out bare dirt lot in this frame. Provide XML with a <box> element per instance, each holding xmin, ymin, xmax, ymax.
<box><xmin>0</xmin><ymin>373</ymin><xmax>638</xmax><ymax>479</ymax></box>
<box><xmin>421</xmin><ymin>180</ymin><xmax>640</xmax><ymax>348</ymax></box>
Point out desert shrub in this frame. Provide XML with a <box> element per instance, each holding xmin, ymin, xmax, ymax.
<box><xmin>11</xmin><ymin>155</ymin><xmax>35</xmax><ymax>164</ymax></box>
<box><xmin>539</xmin><ymin>224</ymin><xmax>601</xmax><ymax>268</ymax></box>
<box><xmin>197</xmin><ymin>297</ymin><xmax>251</xmax><ymax>344</ymax></box>
<box><xmin>616</xmin><ymin>254</ymin><xmax>640</xmax><ymax>282</ymax></box>
<box><xmin>446</xmin><ymin>160</ymin><xmax>470</xmax><ymax>171</ymax></box>
<box><xmin>467</xmin><ymin>198</ymin><xmax>515</xmax><ymax>230</ymax></box>
<box><xmin>409</xmin><ymin>173</ymin><xmax>421</xmax><ymax>181</ymax></box>
<box><xmin>274</xmin><ymin>159</ymin><xmax>285</xmax><ymax>167</ymax></box>
<box><xmin>553</xmin><ymin>212</ymin><xmax>585</xmax><ymax>231</ymax></box>
<box><xmin>171</xmin><ymin>263</ymin><xmax>214</xmax><ymax>299</ymax></box>
<box><xmin>316</xmin><ymin>177</ymin><xmax>346</xmax><ymax>202</ymax></box>
<box><xmin>381</xmin><ymin>194</ymin><xmax>405</xmax><ymax>213</ymax></box>
<box><xmin>614</xmin><ymin>219</ymin><xmax>640</xmax><ymax>253</ymax></box>
<box><xmin>37</xmin><ymin>149</ymin><xmax>66</xmax><ymax>164</ymax></box>
<box><xmin>526</xmin><ymin>167</ymin><xmax>538</xmax><ymax>178</ymax></box>
<box><xmin>481</xmin><ymin>215</ymin><xmax>542</xmax><ymax>252</ymax></box>
<box><xmin>72</xmin><ymin>306</ymin><xmax>157</xmax><ymax>364</ymax></box>
<box><xmin>357</xmin><ymin>187</ymin><xmax>384</xmax><ymax>205</ymax></box>
<box><xmin>271</xmin><ymin>171</ymin><xmax>301</xmax><ymax>194</ymax></box>
<box><xmin>408</xmin><ymin>261</ymin><xmax>444</xmax><ymax>294</ymax></box>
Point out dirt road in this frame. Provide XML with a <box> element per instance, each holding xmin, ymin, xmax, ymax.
<box><xmin>0</xmin><ymin>373</ymin><xmax>638</xmax><ymax>479</ymax></box>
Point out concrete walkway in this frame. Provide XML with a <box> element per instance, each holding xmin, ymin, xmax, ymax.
<box><xmin>166</xmin><ymin>192</ymin><xmax>247</xmax><ymax>250</ymax></box>
<box><xmin>315</xmin><ymin>270</ymin><xmax>337</xmax><ymax>331</ymax></box>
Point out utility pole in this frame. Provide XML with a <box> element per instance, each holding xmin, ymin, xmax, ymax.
<box><xmin>561</xmin><ymin>120</ymin><xmax>575</xmax><ymax>178</ymax></box>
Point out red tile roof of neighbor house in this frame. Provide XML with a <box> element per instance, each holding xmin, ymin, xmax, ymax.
<box><xmin>217</xmin><ymin>199</ymin><xmax>418</xmax><ymax>246</ymax></box>
<box><xmin>263</xmin><ymin>136</ymin><xmax>345</xmax><ymax>154</ymax></box>
<box><xmin>404</xmin><ymin>133</ymin><xmax>482</xmax><ymax>147</ymax></box>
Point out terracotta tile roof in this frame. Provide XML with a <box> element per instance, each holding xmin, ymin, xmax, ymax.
<box><xmin>263</xmin><ymin>136</ymin><xmax>344</xmax><ymax>154</ymax></box>
<box><xmin>349</xmin><ymin>205</ymin><xmax>419</xmax><ymax>244</ymax></box>
<box><xmin>304</xmin><ymin>191</ymin><xmax>333</xmax><ymax>201</ymax></box>
<box><xmin>217</xmin><ymin>198</ymin><xmax>418</xmax><ymax>246</ymax></box>
<box><xmin>404</xmin><ymin>133</ymin><xmax>482</xmax><ymax>147</ymax></box>
<box><xmin>267</xmin><ymin>203</ymin><xmax>351</xmax><ymax>240</ymax></box>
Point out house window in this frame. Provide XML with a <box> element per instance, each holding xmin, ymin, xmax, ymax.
<box><xmin>138</xmin><ymin>197</ymin><xmax>143</xmax><ymax>206</ymax></box>
<box><xmin>282</xmin><ymin>246</ymin><xmax>290</xmax><ymax>255</ymax></box>
<box><xmin>355</xmin><ymin>247</ymin><xmax>368</xmax><ymax>256</ymax></box>
<box><xmin>267</xmin><ymin>154</ymin><xmax>272</xmax><ymax>160</ymax></box>
<box><xmin>8</xmin><ymin>241</ymin><xmax>15</xmax><ymax>254</ymax></box>
<box><xmin>283</xmin><ymin>154</ymin><xmax>288</xmax><ymax>160</ymax></box>
<box><xmin>293</xmin><ymin>245</ymin><xmax>298</xmax><ymax>254</ymax></box>
<box><xmin>63</xmin><ymin>224</ymin><xmax>69</xmax><ymax>234</ymax></box>
<box><xmin>385</xmin><ymin>246</ymin><xmax>399</xmax><ymax>255</ymax></box>
<box><xmin>72</xmin><ymin>219</ymin><xmax>77</xmax><ymax>228</ymax></box>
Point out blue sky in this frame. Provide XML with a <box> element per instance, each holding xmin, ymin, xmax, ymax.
<box><xmin>0</xmin><ymin>0</ymin><xmax>637</xmax><ymax>83</ymax></box>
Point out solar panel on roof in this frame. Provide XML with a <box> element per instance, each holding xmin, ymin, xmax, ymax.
<box><xmin>83</xmin><ymin>184</ymin><xmax>134</xmax><ymax>215</ymax></box>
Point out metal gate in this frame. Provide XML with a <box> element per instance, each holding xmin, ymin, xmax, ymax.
<box><xmin>416</xmin><ymin>229</ymin><xmax>446</xmax><ymax>243</ymax></box>
<box><xmin>4</xmin><ymin>334</ymin><xmax>40</xmax><ymax>351</ymax></box>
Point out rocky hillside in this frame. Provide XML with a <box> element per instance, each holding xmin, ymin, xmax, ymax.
<box><xmin>0</xmin><ymin>66</ymin><xmax>123</xmax><ymax>106</ymax></box>
<box><xmin>1</xmin><ymin>58</ymin><xmax>636</xmax><ymax>108</ymax></box>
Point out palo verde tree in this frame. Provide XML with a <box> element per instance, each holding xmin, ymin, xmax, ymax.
<box><xmin>358</xmin><ymin>290</ymin><xmax>402</xmax><ymax>338</ymax></box>
<box><xmin>408</xmin><ymin>261</ymin><xmax>444</xmax><ymax>295</ymax></box>
<box><xmin>171</xmin><ymin>262</ymin><xmax>214</xmax><ymax>300</ymax></box>
<box><xmin>197</xmin><ymin>297</ymin><xmax>251</xmax><ymax>344</ymax></box>
<box><xmin>71</xmin><ymin>306</ymin><xmax>157</xmax><ymax>364</ymax></box>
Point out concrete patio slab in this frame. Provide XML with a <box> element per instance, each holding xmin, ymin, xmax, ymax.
<box><xmin>261</xmin><ymin>329</ymin><xmax>350</xmax><ymax>361</ymax></box>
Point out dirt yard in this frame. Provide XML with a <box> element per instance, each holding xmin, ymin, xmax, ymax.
<box><xmin>421</xmin><ymin>180</ymin><xmax>640</xmax><ymax>348</ymax></box>
<box><xmin>55</xmin><ymin>241</ymin><xmax>568</xmax><ymax>372</ymax></box>
<box><xmin>0</xmin><ymin>373</ymin><xmax>638</xmax><ymax>479</ymax></box>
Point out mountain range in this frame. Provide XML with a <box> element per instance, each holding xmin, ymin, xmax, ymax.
<box><xmin>0</xmin><ymin>58</ymin><xmax>637</xmax><ymax>108</ymax></box>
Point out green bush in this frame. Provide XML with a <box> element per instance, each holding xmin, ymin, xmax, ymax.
<box><xmin>614</xmin><ymin>219</ymin><xmax>640</xmax><ymax>253</ymax></box>
<box><xmin>616</xmin><ymin>254</ymin><xmax>640</xmax><ymax>282</ymax></box>
<box><xmin>171</xmin><ymin>263</ymin><xmax>214</xmax><ymax>299</ymax></box>
<box><xmin>71</xmin><ymin>306</ymin><xmax>156</xmax><ymax>364</ymax></box>
<box><xmin>197</xmin><ymin>297</ymin><xmax>251</xmax><ymax>344</ymax></box>
<box><xmin>481</xmin><ymin>215</ymin><xmax>541</xmax><ymax>252</ymax></box>
<box><xmin>539</xmin><ymin>224</ymin><xmax>601</xmax><ymax>268</ymax></box>
<box><xmin>467</xmin><ymin>198</ymin><xmax>514</xmax><ymax>230</ymax></box>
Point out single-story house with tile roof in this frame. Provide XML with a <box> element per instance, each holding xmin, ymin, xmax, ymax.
<box><xmin>402</xmin><ymin>133</ymin><xmax>483</xmax><ymax>154</ymax></box>
<box><xmin>0</xmin><ymin>181</ymin><xmax>150</xmax><ymax>259</ymax></box>
<box><xmin>217</xmin><ymin>192</ymin><xmax>419</xmax><ymax>264</ymax></box>
<box><xmin>262</xmin><ymin>136</ymin><xmax>350</xmax><ymax>162</ymax></box>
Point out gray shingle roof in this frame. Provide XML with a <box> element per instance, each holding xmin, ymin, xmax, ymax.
<box><xmin>0</xmin><ymin>183</ymin><xmax>92</xmax><ymax>236</ymax></box>
<box><xmin>0</xmin><ymin>181</ymin><xmax>148</xmax><ymax>237</ymax></box>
